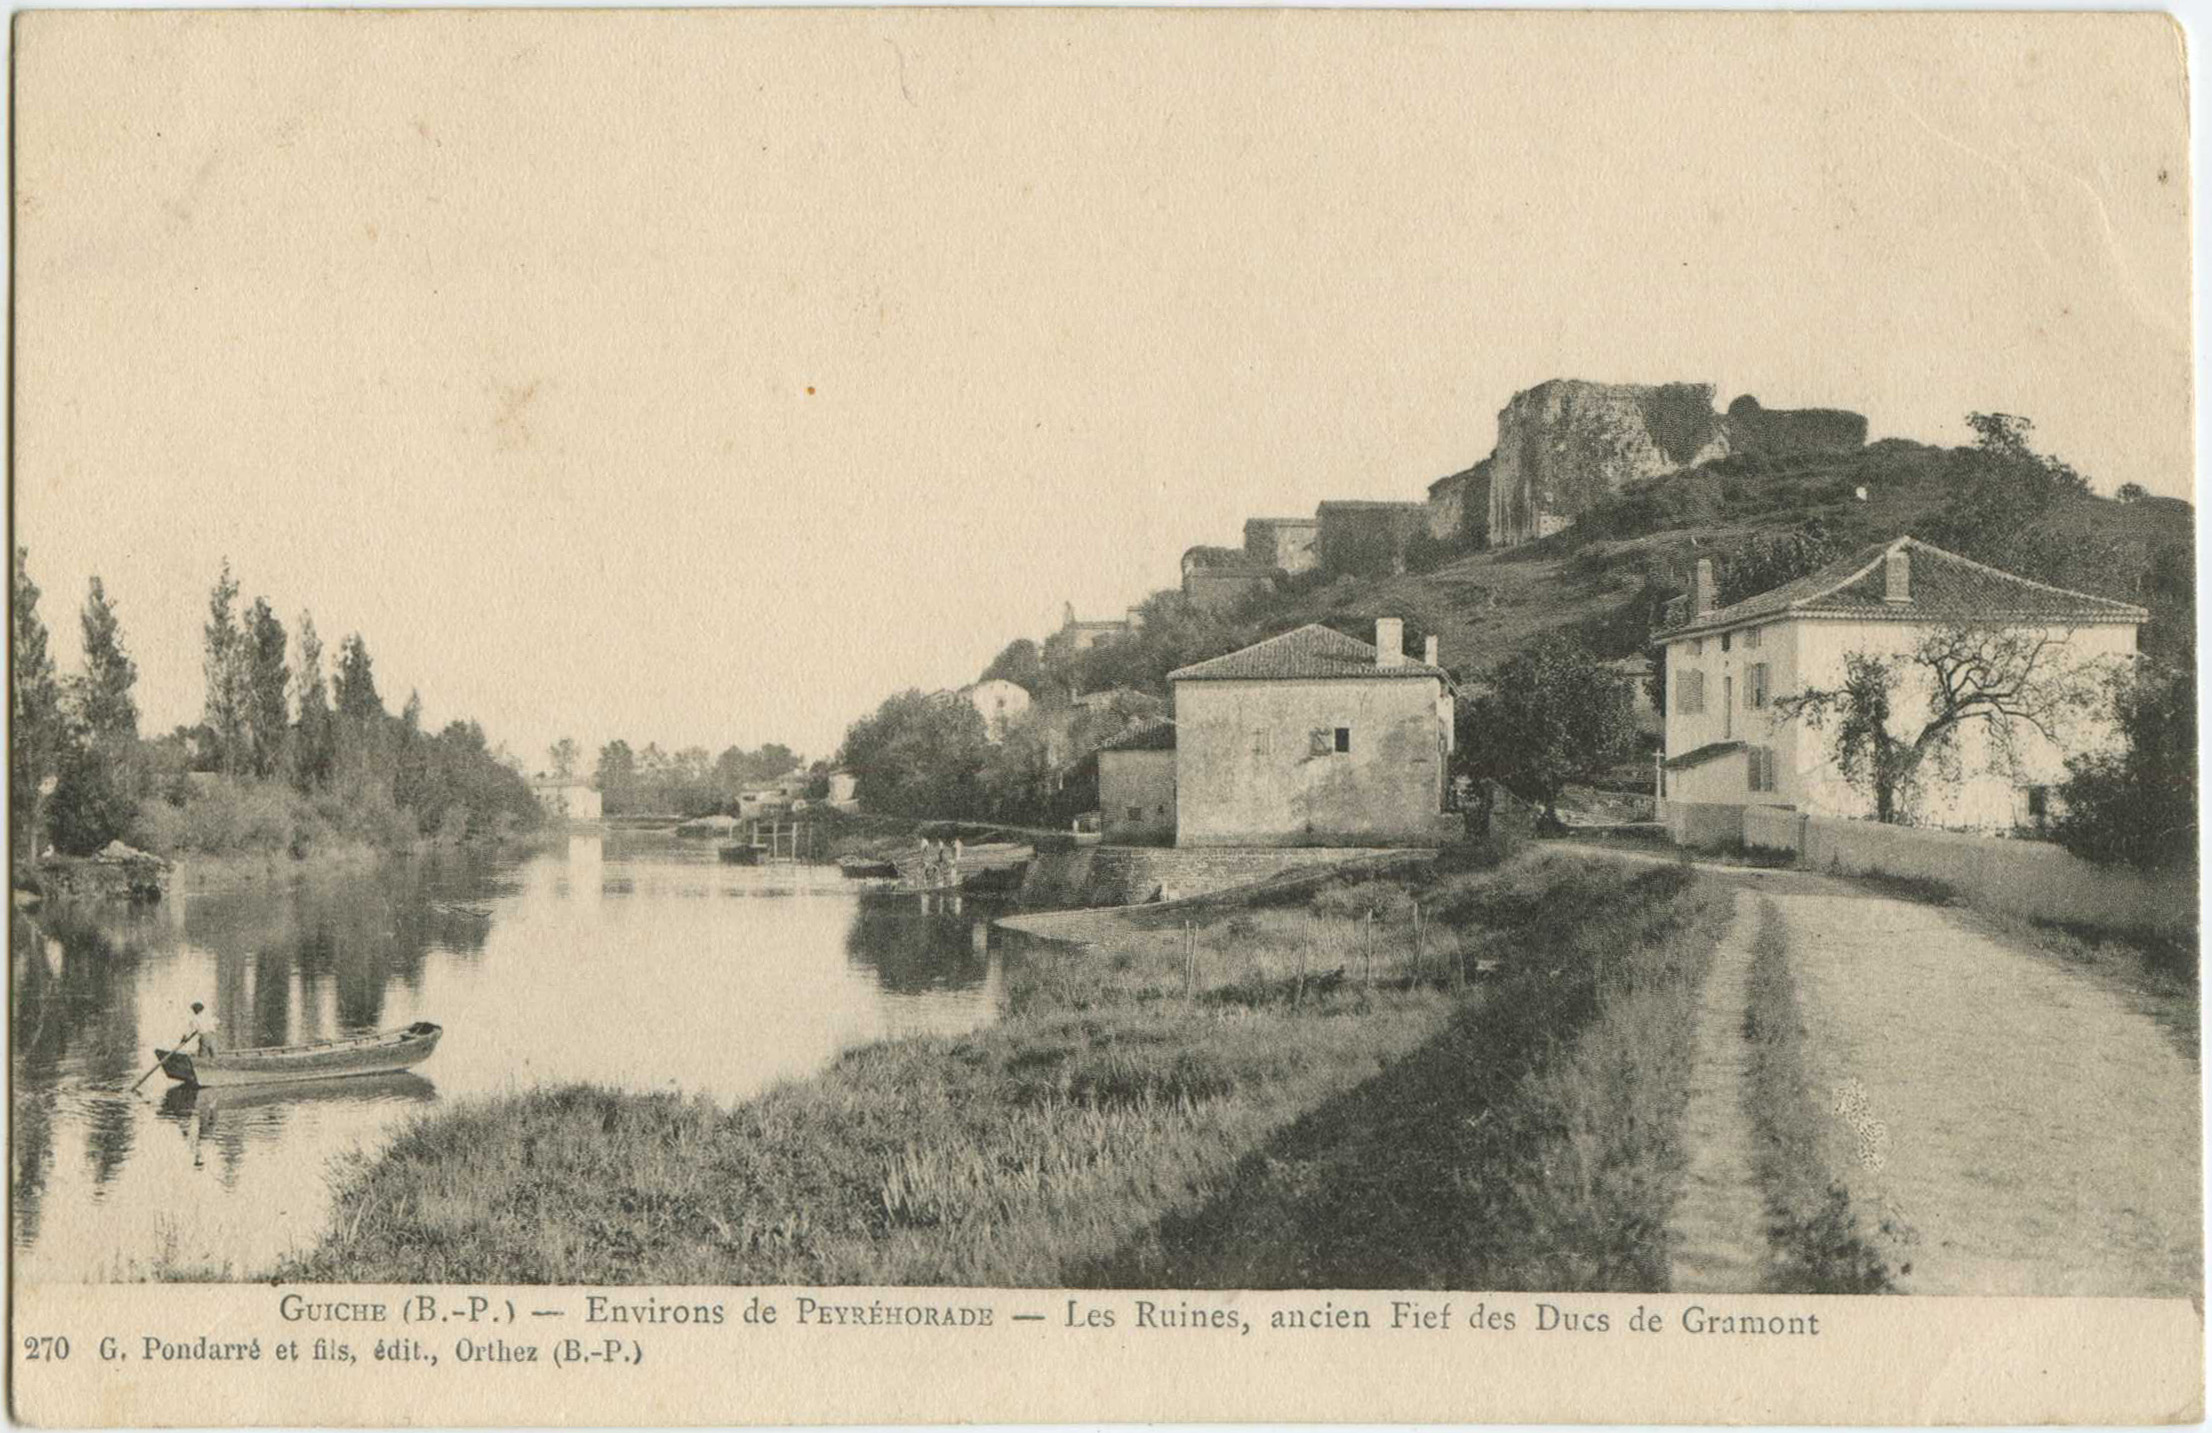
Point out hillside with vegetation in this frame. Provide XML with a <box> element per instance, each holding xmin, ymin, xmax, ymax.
<box><xmin>835</xmin><ymin>413</ymin><xmax>2193</xmax><ymax>852</ymax></box>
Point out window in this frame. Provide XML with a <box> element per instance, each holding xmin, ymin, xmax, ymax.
<box><xmin>1334</xmin><ymin>727</ymin><xmax>1352</xmax><ymax>753</ymax></box>
<box><xmin>1747</xmin><ymin>663</ymin><xmax>1769</xmax><ymax>709</ymax></box>
<box><xmin>1689</xmin><ymin>639</ymin><xmax>1704</xmax><ymax>656</ymax></box>
<box><xmin>1252</xmin><ymin>729</ymin><xmax>1273</xmax><ymax>757</ymax></box>
<box><xmin>1722</xmin><ymin>676</ymin><xmax>1734</xmax><ymax>738</ymax></box>
<box><xmin>1743</xmin><ymin>626</ymin><xmax>1761</xmax><ymax>651</ymax></box>
<box><xmin>1747</xmin><ymin>746</ymin><xmax>1779</xmax><ymax>793</ymax></box>
<box><xmin>1720</xmin><ymin>632</ymin><xmax>1732</xmax><ymax>653</ymax></box>
<box><xmin>1676</xmin><ymin>669</ymin><xmax>1706</xmax><ymax>714</ymax></box>
<box><xmin>1310</xmin><ymin>729</ymin><xmax>1333</xmax><ymax>757</ymax></box>
<box><xmin>1127</xmin><ymin>806</ymin><xmax>1143</xmax><ymax>821</ymax></box>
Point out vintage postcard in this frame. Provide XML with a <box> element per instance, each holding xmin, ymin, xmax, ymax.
<box><xmin>8</xmin><ymin>7</ymin><xmax>2201</xmax><ymax>1426</ymax></box>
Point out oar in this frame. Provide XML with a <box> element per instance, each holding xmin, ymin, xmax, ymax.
<box><xmin>129</xmin><ymin>1029</ymin><xmax>196</xmax><ymax>1092</ymax></box>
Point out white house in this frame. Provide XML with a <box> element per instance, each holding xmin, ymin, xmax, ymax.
<box><xmin>1656</xmin><ymin>537</ymin><xmax>2144</xmax><ymax>833</ymax></box>
<box><xmin>962</xmin><ymin>678</ymin><xmax>1033</xmax><ymax>741</ymax></box>
<box><xmin>1168</xmin><ymin>619</ymin><xmax>1456</xmax><ymax>847</ymax></box>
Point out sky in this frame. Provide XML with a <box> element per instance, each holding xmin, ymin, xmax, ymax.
<box><xmin>13</xmin><ymin>10</ymin><xmax>2193</xmax><ymax>767</ymax></box>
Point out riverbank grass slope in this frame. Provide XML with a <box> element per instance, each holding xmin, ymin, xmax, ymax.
<box><xmin>288</xmin><ymin>852</ymin><xmax>1728</xmax><ymax>1287</ymax></box>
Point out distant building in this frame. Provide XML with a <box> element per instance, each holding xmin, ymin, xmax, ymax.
<box><xmin>1655</xmin><ymin>537</ymin><xmax>2143</xmax><ymax>832</ymax></box>
<box><xmin>963</xmin><ymin>678</ymin><xmax>1033</xmax><ymax>741</ymax></box>
<box><xmin>530</xmin><ymin>776</ymin><xmax>602</xmax><ymax>822</ymax></box>
<box><xmin>1168</xmin><ymin>619</ymin><xmax>1456</xmax><ymax>847</ymax></box>
<box><xmin>737</xmin><ymin>788</ymin><xmax>793</xmax><ymax>819</ymax></box>
<box><xmin>1180</xmin><ymin>545</ymin><xmax>1276</xmax><ymax>614</ymax></box>
<box><xmin>1243</xmin><ymin>517</ymin><xmax>1320</xmax><ymax>575</ymax></box>
<box><xmin>1057</xmin><ymin>601</ymin><xmax>1143</xmax><ymax>651</ymax></box>
<box><xmin>1097</xmin><ymin>719</ymin><xmax>1177</xmax><ymax>844</ymax></box>
<box><xmin>827</xmin><ymin>770</ymin><xmax>860</xmax><ymax>810</ymax></box>
<box><xmin>1315</xmin><ymin>501</ymin><xmax>1429</xmax><ymax>577</ymax></box>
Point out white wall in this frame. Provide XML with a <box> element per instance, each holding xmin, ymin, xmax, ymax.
<box><xmin>1666</xmin><ymin>616</ymin><xmax>2136</xmax><ymax>831</ymax></box>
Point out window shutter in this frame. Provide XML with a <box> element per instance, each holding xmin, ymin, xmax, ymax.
<box><xmin>1310</xmin><ymin>729</ymin><xmax>1332</xmax><ymax>757</ymax></box>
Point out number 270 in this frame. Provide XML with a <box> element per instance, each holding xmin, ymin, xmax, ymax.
<box><xmin>23</xmin><ymin>1336</ymin><xmax>69</xmax><ymax>1361</ymax></box>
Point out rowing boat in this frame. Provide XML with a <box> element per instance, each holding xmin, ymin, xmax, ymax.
<box><xmin>155</xmin><ymin>1022</ymin><xmax>443</xmax><ymax>1089</ymax></box>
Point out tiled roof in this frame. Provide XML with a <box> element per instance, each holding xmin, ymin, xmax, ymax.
<box><xmin>1316</xmin><ymin>499</ymin><xmax>1427</xmax><ymax>512</ymax></box>
<box><xmin>1097</xmin><ymin>718</ymin><xmax>1176</xmax><ymax>752</ymax></box>
<box><xmin>1169</xmin><ymin>623</ymin><xmax>1449</xmax><ymax>682</ymax></box>
<box><xmin>1657</xmin><ymin>537</ymin><xmax>2149</xmax><ymax>641</ymax></box>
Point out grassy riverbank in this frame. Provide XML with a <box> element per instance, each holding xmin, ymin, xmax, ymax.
<box><xmin>285</xmin><ymin>851</ymin><xmax>1729</xmax><ymax>1287</ymax></box>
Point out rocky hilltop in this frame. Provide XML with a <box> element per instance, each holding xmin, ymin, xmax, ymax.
<box><xmin>1485</xmin><ymin>380</ymin><xmax>1868</xmax><ymax>547</ymax></box>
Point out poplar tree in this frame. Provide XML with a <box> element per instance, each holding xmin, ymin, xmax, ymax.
<box><xmin>243</xmin><ymin>598</ymin><xmax>290</xmax><ymax>778</ymax></box>
<box><xmin>77</xmin><ymin>577</ymin><xmax>139</xmax><ymax>745</ymax></box>
<box><xmin>11</xmin><ymin>548</ymin><xmax>65</xmax><ymax>855</ymax></box>
<box><xmin>202</xmin><ymin>560</ymin><xmax>249</xmax><ymax>774</ymax></box>
<box><xmin>293</xmin><ymin>613</ymin><xmax>334</xmax><ymax>789</ymax></box>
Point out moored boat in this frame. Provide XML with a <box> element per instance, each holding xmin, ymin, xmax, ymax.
<box><xmin>718</xmin><ymin>843</ymin><xmax>762</xmax><ymax>865</ymax></box>
<box><xmin>837</xmin><ymin>856</ymin><xmax>899</xmax><ymax>879</ymax></box>
<box><xmin>156</xmin><ymin>1022</ymin><xmax>443</xmax><ymax>1089</ymax></box>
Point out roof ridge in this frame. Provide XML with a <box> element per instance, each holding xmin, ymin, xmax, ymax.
<box><xmin>1779</xmin><ymin>540</ymin><xmax>1898</xmax><ymax>614</ymax></box>
<box><xmin>1895</xmin><ymin>536</ymin><xmax>2149</xmax><ymax>613</ymax></box>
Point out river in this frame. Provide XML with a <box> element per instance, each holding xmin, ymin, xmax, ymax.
<box><xmin>9</xmin><ymin>832</ymin><xmax>1007</xmax><ymax>1282</ymax></box>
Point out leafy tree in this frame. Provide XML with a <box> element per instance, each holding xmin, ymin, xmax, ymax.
<box><xmin>752</xmin><ymin>743</ymin><xmax>800</xmax><ymax>781</ymax></box>
<box><xmin>45</xmin><ymin>575</ymin><xmax>146</xmax><ymax>855</ymax></box>
<box><xmin>202</xmin><ymin>560</ymin><xmax>249</xmax><ymax>774</ymax></box>
<box><xmin>548</xmin><ymin>737</ymin><xmax>580</xmax><ymax>781</ymax></box>
<box><xmin>595</xmin><ymin>740</ymin><xmax>638</xmax><ymax>814</ymax></box>
<box><xmin>243</xmin><ymin>598</ymin><xmax>290</xmax><ymax>779</ymax></box>
<box><xmin>293</xmin><ymin>614</ymin><xmax>335</xmax><ymax>790</ymax></box>
<box><xmin>835</xmin><ymin>691</ymin><xmax>990</xmax><ymax>818</ymax></box>
<box><xmin>333</xmin><ymin>633</ymin><xmax>384</xmax><ymax>723</ymax></box>
<box><xmin>1715</xmin><ymin>524</ymin><xmax>1836</xmax><ymax>607</ymax></box>
<box><xmin>2116</xmin><ymin>482</ymin><xmax>2150</xmax><ymax>503</ymax></box>
<box><xmin>11</xmin><ymin>549</ymin><xmax>66</xmax><ymax>856</ymax></box>
<box><xmin>978</xmin><ymin>638</ymin><xmax>1044</xmax><ymax>693</ymax></box>
<box><xmin>1455</xmin><ymin>637</ymin><xmax>1638</xmax><ymax>824</ymax></box>
<box><xmin>2053</xmin><ymin>661</ymin><xmax>2196</xmax><ymax>872</ymax></box>
<box><xmin>1926</xmin><ymin>412</ymin><xmax>2101</xmax><ymax>592</ymax></box>
<box><xmin>1775</xmin><ymin>624</ymin><xmax>2103</xmax><ymax>825</ymax></box>
<box><xmin>76</xmin><ymin>577</ymin><xmax>139</xmax><ymax>745</ymax></box>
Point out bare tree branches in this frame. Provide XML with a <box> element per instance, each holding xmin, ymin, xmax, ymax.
<box><xmin>1775</xmin><ymin>623</ymin><xmax>2108</xmax><ymax>824</ymax></box>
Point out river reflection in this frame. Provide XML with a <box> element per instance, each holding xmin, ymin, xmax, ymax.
<box><xmin>11</xmin><ymin>832</ymin><xmax>1005</xmax><ymax>1281</ymax></box>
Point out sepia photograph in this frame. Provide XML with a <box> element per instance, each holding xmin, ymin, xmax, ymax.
<box><xmin>7</xmin><ymin>7</ymin><xmax>2200</xmax><ymax>1424</ymax></box>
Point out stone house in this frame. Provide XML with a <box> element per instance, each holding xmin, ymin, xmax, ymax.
<box><xmin>963</xmin><ymin>678</ymin><xmax>1033</xmax><ymax>741</ymax></box>
<box><xmin>1097</xmin><ymin>719</ymin><xmax>1177</xmax><ymax>844</ymax></box>
<box><xmin>1243</xmin><ymin>517</ymin><xmax>1320</xmax><ymax>575</ymax></box>
<box><xmin>826</xmin><ymin>771</ymin><xmax>860</xmax><ymax>810</ymax></box>
<box><xmin>1180</xmin><ymin>545</ymin><xmax>1276</xmax><ymax>614</ymax></box>
<box><xmin>1315</xmin><ymin>501</ymin><xmax>1429</xmax><ymax>577</ymax></box>
<box><xmin>1057</xmin><ymin>601</ymin><xmax>1143</xmax><ymax>651</ymax></box>
<box><xmin>1655</xmin><ymin>537</ymin><xmax>2143</xmax><ymax>833</ymax></box>
<box><xmin>1168</xmin><ymin>619</ymin><xmax>1457</xmax><ymax>847</ymax></box>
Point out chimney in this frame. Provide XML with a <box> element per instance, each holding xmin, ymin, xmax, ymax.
<box><xmin>1424</xmin><ymin>635</ymin><xmax>1440</xmax><ymax>668</ymax></box>
<box><xmin>1375</xmin><ymin>617</ymin><xmax>1405</xmax><ymax>668</ymax></box>
<box><xmin>1884</xmin><ymin>546</ymin><xmax>1911</xmax><ymax>604</ymax></box>
<box><xmin>1694</xmin><ymin>559</ymin><xmax>1716</xmax><ymax>617</ymax></box>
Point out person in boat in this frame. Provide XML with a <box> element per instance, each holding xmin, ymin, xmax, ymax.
<box><xmin>187</xmin><ymin>1001</ymin><xmax>218</xmax><ymax>1057</ymax></box>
